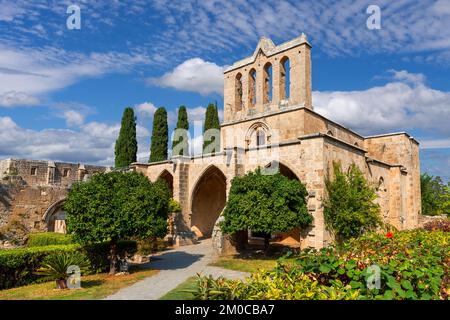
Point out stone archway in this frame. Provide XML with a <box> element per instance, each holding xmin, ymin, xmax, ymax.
<box><xmin>43</xmin><ymin>199</ymin><xmax>67</xmax><ymax>234</ymax></box>
<box><xmin>190</xmin><ymin>166</ymin><xmax>227</xmax><ymax>238</ymax></box>
<box><xmin>157</xmin><ymin>170</ymin><xmax>174</xmax><ymax>197</ymax></box>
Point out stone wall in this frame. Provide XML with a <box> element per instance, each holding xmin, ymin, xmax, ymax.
<box><xmin>0</xmin><ymin>159</ymin><xmax>108</xmax><ymax>244</ymax></box>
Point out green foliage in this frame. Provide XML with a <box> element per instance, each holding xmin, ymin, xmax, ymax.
<box><xmin>193</xmin><ymin>230</ymin><xmax>450</xmax><ymax>300</ymax></box>
<box><xmin>293</xmin><ymin>229</ymin><xmax>450</xmax><ymax>300</ymax></box>
<box><xmin>203</xmin><ymin>102</ymin><xmax>220</xmax><ymax>153</ymax></box>
<box><xmin>114</xmin><ymin>107</ymin><xmax>138</xmax><ymax>168</ymax></box>
<box><xmin>324</xmin><ymin>162</ymin><xmax>382</xmax><ymax>240</ymax></box>
<box><xmin>27</xmin><ymin>232</ymin><xmax>73</xmax><ymax>247</ymax></box>
<box><xmin>0</xmin><ymin>241</ymin><xmax>137</xmax><ymax>289</ymax></box>
<box><xmin>421</xmin><ymin>173</ymin><xmax>449</xmax><ymax>216</ymax></box>
<box><xmin>169</xmin><ymin>198</ymin><xmax>182</xmax><ymax>213</ymax></box>
<box><xmin>172</xmin><ymin>106</ymin><xmax>189</xmax><ymax>156</ymax></box>
<box><xmin>35</xmin><ymin>252</ymin><xmax>90</xmax><ymax>283</ymax></box>
<box><xmin>150</xmin><ymin>107</ymin><xmax>168</xmax><ymax>162</ymax></box>
<box><xmin>64</xmin><ymin>171</ymin><xmax>168</xmax><ymax>273</ymax></box>
<box><xmin>65</xmin><ymin>171</ymin><xmax>170</xmax><ymax>243</ymax></box>
<box><xmin>0</xmin><ymin>244</ymin><xmax>79</xmax><ymax>289</ymax></box>
<box><xmin>221</xmin><ymin>169</ymin><xmax>312</xmax><ymax>247</ymax></box>
<box><xmin>190</xmin><ymin>270</ymin><xmax>359</xmax><ymax>300</ymax></box>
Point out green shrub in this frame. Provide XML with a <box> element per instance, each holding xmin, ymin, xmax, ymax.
<box><xmin>27</xmin><ymin>232</ymin><xmax>73</xmax><ymax>247</ymax></box>
<box><xmin>192</xmin><ymin>230</ymin><xmax>449</xmax><ymax>300</ymax></box>
<box><xmin>0</xmin><ymin>244</ymin><xmax>79</xmax><ymax>289</ymax></box>
<box><xmin>293</xmin><ymin>229</ymin><xmax>449</xmax><ymax>300</ymax></box>
<box><xmin>324</xmin><ymin>162</ymin><xmax>382</xmax><ymax>241</ymax></box>
<box><xmin>221</xmin><ymin>168</ymin><xmax>312</xmax><ymax>251</ymax></box>
<box><xmin>35</xmin><ymin>252</ymin><xmax>90</xmax><ymax>289</ymax></box>
<box><xmin>0</xmin><ymin>240</ymin><xmax>137</xmax><ymax>289</ymax></box>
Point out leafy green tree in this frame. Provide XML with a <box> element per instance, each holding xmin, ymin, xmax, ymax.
<box><xmin>172</xmin><ymin>106</ymin><xmax>189</xmax><ymax>156</ymax></box>
<box><xmin>64</xmin><ymin>171</ymin><xmax>170</xmax><ymax>274</ymax></box>
<box><xmin>150</xmin><ymin>107</ymin><xmax>168</xmax><ymax>162</ymax></box>
<box><xmin>221</xmin><ymin>169</ymin><xmax>312</xmax><ymax>251</ymax></box>
<box><xmin>323</xmin><ymin>162</ymin><xmax>382</xmax><ymax>241</ymax></box>
<box><xmin>420</xmin><ymin>173</ymin><xmax>447</xmax><ymax>216</ymax></box>
<box><xmin>114</xmin><ymin>107</ymin><xmax>137</xmax><ymax>168</ymax></box>
<box><xmin>440</xmin><ymin>184</ymin><xmax>450</xmax><ymax>216</ymax></box>
<box><xmin>203</xmin><ymin>102</ymin><xmax>220</xmax><ymax>153</ymax></box>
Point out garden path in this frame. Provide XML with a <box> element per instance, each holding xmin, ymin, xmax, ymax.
<box><xmin>104</xmin><ymin>238</ymin><xmax>248</xmax><ymax>300</ymax></box>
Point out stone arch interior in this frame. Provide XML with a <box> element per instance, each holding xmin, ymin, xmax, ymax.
<box><xmin>280</xmin><ymin>56</ymin><xmax>290</xmax><ymax>101</ymax></box>
<box><xmin>263</xmin><ymin>62</ymin><xmax>272</xmax><ymax>105</ymax></box>
<box><xmin>44</xmin><ymin>200</ymin><xmax>67</xmax><ymax>234</ymax></box>
<box><xmin>248</xmin><ymin>68</ymin><xmax>257</xmax><ymax>110</ymax></box>
<box><xmin>265</xmin><ymin>161</ymin><xmax>299</xmax><ymax>180</ymax></box>
<box><xmin>235</xmin><ymin>72</ymin><xmax>243</xmax><ymax>111</ymax></box>
<box><xmin>158</xmin><ymin>170</ymin><xmax>174</xmax><ymax>198</ymax></box>
<box><xmin>190</xmin><ymin>166</ymin><xmax>226</xmax><ymax>238</ymax></box>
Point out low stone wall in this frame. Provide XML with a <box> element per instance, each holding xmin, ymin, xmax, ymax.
<box><xmin>418</xmin><ymin>214</ymin><xmax>448</xmax><ymax>227</ymax></box>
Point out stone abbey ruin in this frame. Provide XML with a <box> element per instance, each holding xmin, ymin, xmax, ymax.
<box><xmin>0</xmin><ymin>34</ymin><xmax>421</xmax><ymax>250</ymax></box>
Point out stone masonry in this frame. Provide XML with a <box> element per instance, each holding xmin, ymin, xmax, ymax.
<box><xmin>133</xmin><ymin>34</ymin><xmax>421</xmax><ymax>252</ymax></box>
<box><xmin>0</xmin><ymin>159</ymin><xmax>107</xmax><ymax>245</ymax></box>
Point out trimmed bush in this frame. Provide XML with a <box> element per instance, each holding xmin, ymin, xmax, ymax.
<box><xmin>27</xmin><ymin>232</ymin><xmax>73</xmax><ymax>247</ymax></box>
<box><xmin>0</xmin><ymin>240</ymin><xmax>137</xmax><ymax>289</ymax></box>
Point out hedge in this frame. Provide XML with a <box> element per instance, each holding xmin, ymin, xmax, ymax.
<box><xmin>0</xmin><ymin>240</ymin><xmax>137</xmax><ymax>290</ymax></box>
<box><xmin>27</xmin><ymin>232</ymin><xmax>73</xmax><ymax>247</ymax></box>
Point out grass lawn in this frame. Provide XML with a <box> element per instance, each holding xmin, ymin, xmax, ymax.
<box><xmin>0</xmin><ymin>267</ymin><xmax>158</xmax><ymax>300</ymax></box>
<box><xmin>209</xmin><ymin>253</ymin><xmax>296</xmax><ymax>273</ymax></box>
<box><xmin>159</xmin><ymin>277</ymin><xmax>197</xmax><ymax>300</ymax></box>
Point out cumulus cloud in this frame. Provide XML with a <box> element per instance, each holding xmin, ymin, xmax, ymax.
<box><xmin>135</xmin><ymin>102</ymin><xmax>157</xmax><ymax>117</ymax></box>
<box><xmin>148</xmin><ymin>58</ymin><xmax>224</xmax><ymax>95</ymax></box>
<box><xmin>0</xmin><ymin>116</ymin><xmax>150</xmax><ymax>165</ymax></box>
<box><xmin>62</xmin><ymin>110</ymin><xmax>84</xmax><ymax>127</ymax></box>
<box><xmin>0</xmin><ymin>90</ymin><xmax>40</xmax><ymax>107</ymax></box>
<box><xmin>313</xmin><ymin>70</ymin><xmax>450</xmax><ymax>136</ymax></box>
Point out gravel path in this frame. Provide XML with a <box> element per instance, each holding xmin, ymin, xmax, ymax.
<box><xmin>104</xmin><ymin>239</ymin><xmax>249</xmax><ymax>300</ymax></box>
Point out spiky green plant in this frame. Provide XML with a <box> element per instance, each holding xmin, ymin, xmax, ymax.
<box><xmin>35</xmin><ymin>253</ymin><xmax>90</xmax><ymax>289</ymax></box>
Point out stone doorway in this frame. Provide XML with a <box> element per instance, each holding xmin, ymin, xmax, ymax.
<box><xmin>190</xmin><ymin>166</ymin><xmax>226</xmax><ymax>238</ymax></box>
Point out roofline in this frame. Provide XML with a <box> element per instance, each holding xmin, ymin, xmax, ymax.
<box><xmin>224</xmin><ymin>34</ymin><xmax>311</xmax><ymax>74</ymax></box>
<box><xmin>364</xmin><ymin>132</ymin><xmax>420</xmax><ymax>145</ymax></box>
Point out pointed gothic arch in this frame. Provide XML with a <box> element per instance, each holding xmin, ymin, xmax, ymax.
<box><xmin>190</xmin><ymin>165</ymin><xmax>227</xmax><ymax>238</ymax></box>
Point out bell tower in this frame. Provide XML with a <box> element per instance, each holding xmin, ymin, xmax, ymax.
<box><xmin>223</xmin><ymin>33</ymin><xmax>312</xmax><ymax>123</ymax></box>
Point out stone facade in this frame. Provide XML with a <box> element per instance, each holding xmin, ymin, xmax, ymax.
<box><xmin>132</xmin><ymin>34</ymin><xmax>421</xmax><ymax>252</ymax></box>
<box><xmin>0</xmin><ymin>159</ymin><xmax>108</xmax><ymax>244</ymax></box>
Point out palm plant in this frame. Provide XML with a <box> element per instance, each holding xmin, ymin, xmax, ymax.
<box><xmin>35</xmin><ymin>253</ymin><xmax>90</xmax><ymax>289</ymax></box>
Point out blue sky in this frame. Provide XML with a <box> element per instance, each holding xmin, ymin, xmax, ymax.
<box><xmin>0</xmin><ymin>0</ymin><xmax>449</xmax><ymax>180</ymax></box>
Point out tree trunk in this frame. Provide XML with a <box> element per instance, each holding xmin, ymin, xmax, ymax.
<box><xmin>109</xmin><ymin>239</ymin><xmax>118</xmax><ymax>275</ymax></box>
<box><xmin>56</xmin><ymin>279</ymin><xmax>68</xmax><ymax>289</ymax></box>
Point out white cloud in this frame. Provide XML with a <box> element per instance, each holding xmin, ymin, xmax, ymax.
<box><xmin>0</xmin><ymin>90</ymin><xmax>40</xmax><ymax>107</ymax></box>
<box><xmin>0</xmin><ymin>116</ymin><xmax>150</xmax><ymax>166</ymax></box>
<box><xmin>0</xmin><ymin>45</ymin><xmax>151</xmax><ymax>107</ymax></box>
<box><xmin>420</xmin><ymin>138</ymin><xmax>450</xmax><ymax>149</ymax></box>
<box><xmin>135</xmin><ymin>102</ymin><xmax>157</xmax><ymax>117</ymax></box>
<box><xmin>313</xmin><ymin>70</ymin><xmax>450</xmax><ymax>136</ymax></box>
<box><xmin>148</xmin><ymin>58</ymin><xmax>224</xmax><ymax>95</ymax></box>
<box><xmin>62</xmin><ymin>110</ymin><xmax>84</xmax><ymax>127</ymax></box>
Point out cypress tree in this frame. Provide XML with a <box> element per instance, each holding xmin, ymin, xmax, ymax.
<box><xmin>203</xmin><ymin>102</ymin><xmax>221</xmax><ymax>152</ymax></box>
<box><xmin>150</xmin><ymin>107</ymin><xmax>168</xmax><ymax>162</ymax></box>
<box><xmin>172</xmin><ymin>106</ymin><xmax>189</xmax><ymax>156</ymax></box>
<box><xmin>114</xmin><ymin>107</ymin><xmax>137</xmax><ymax>168</ymax></box>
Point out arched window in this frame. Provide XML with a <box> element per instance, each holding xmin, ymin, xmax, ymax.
<box><xmin>248</xmin><ymin>68</ymin><xmax>257</xmax><ymax>109</ymax></box>
<box><xmin>235</xmin><ymin>73</ymin><xmax>243</xmax><ymax>111</ymax></box>
<box><xmin>378</xmin><ymin>177</ymin><xmax>385</xmax><ymax>192</ymax></box>
<box><xmin>280</xmin><ymin>56</ymin><xmax>290</xmax><ymax>101</ymax></box>
<box><xmin>256</xmin><ymin>129</ymin><xmax>266</xmax><ymax>147</ymax></box>
<box><xmin>263</xmin><ymin>62</ymin><xmax>272</xmax><ymax>105</ymax></box>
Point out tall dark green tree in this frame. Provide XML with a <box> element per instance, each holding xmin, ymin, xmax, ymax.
<box><xmin>172</xmin><ymin>106</ymin><xmax>189</xmax><ymax>156</ymax></box>
<box><xmin>114</xmin><ymin>107</ymin><xmax>137</xmax><ymax>168</ymax></box>
<box><xmin>203</xmin><ymin>102</ymin><xmax>220</xmax><ymax>153</ymax></box>
<box><xmin>150</xmin><ymin>107</ymin><xmax>168</xmax><ymax>162</ymax></box>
